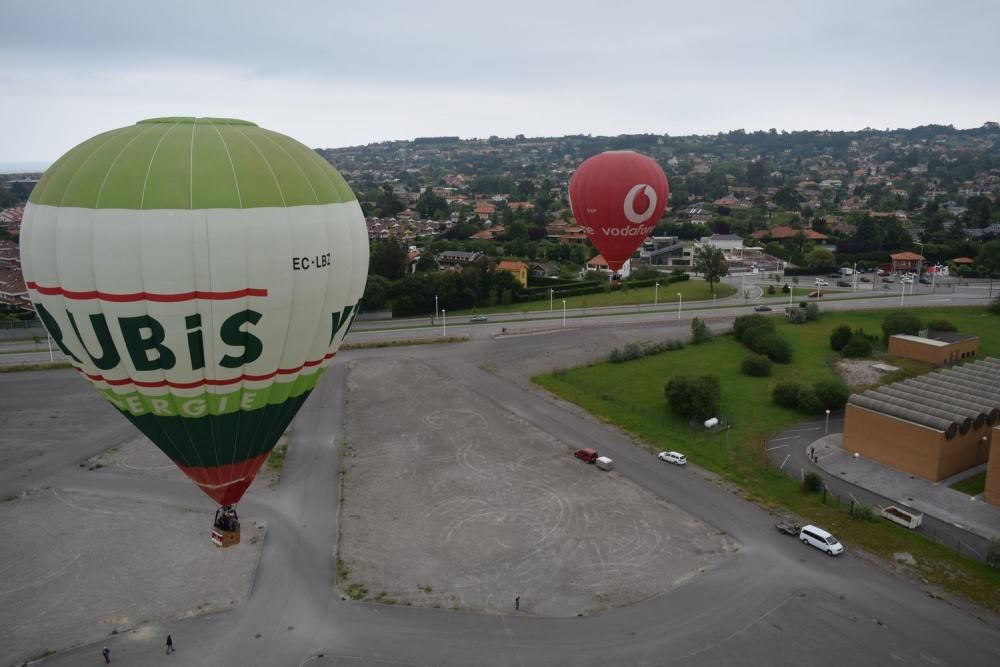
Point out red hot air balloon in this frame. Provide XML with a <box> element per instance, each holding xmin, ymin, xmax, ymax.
<box><xmin>569</xmin><ymin>151</ymin><xmax>669</xmax><ymax>272</ymax></box>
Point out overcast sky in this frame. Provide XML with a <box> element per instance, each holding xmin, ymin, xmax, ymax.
<box><xmin>3</xmin><ymin>0</ymin><xmax>998</xmax><ymax>163</ymax></box>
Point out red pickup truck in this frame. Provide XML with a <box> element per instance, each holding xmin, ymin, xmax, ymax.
<box><xmin>574</xmin><ymin>448</ymin><xmax>598</xmax><ymax>463</ymax></box>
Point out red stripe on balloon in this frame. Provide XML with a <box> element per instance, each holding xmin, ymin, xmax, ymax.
<box><xmin>26</xmin><ymin>281</ymin><xmax>268</xmax><ymax>302</ymax></box>
<box><xmin>75</xmin><ymin>351</ymin><xmax>337</xmax><ymax>389</ymax></box>
<box><xmin>175</xmin><ymin>451</ymin><xmax>271</xmax><ymax>506</ymax></box>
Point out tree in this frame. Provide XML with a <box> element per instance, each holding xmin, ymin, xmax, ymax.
<box><xmin>361</xmin><ymin>274</ymin><xmax>391</xmax><ymax>311</ymax></box>
<box><xmin>976</xmin><ymin>240</ymin><xmax>1000</xmax><ymax>276</ymax></box>
<box><xmin>881</xmin><ymin>312</ymin><xmax>923</xmax><ymax>343</ymax></box>
<box><xmin>804</xmin><ymin>247</ymin><xmax>835</xmax><ymax>269</ymax></box>
<box><xmin>665</xmin><ymin>375</ymin><xmax>721</xmax><ymax>421</ymax></box>
<box><xmin>415</xmin><ymin>187</ymin><xmax>449</xmax><ymax>219</ymax></box>
<box><xmin>370</xmin><ymin>240</ymin><xmax>408</xmax><ymax>281</ymax></box>
<box><xmin>693</xmin><ymin>245</ymin><xmax>728</xmax><ymax>295</ymax></box>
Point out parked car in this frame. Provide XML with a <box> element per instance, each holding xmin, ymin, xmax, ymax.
<box><xmin>799</xmin><ymin>524</ymin><xmax>844</xmax><ymax>556</ymax></box>
<box><xmin>860</xmin><ymin>276</ymin><xmax>871</xmax><ymax>282</ymax></box>
<box><xmin>814</xmin><ymin>279</ymin><xmax>829</xmax><ymax>286</ymax></box>
<box><xmin>827</xmin><ymin>273</ymin><xmax>841</xmax><ymax>279</ymax></box>
<box><xmin>595</xmin><ymin>456</ymin><xmax>614</xmax><ymax>471</ymax></box>
<box><xmin>881</xmin><ymin>276</ymin><xmax>894</xmax><ymax>283</ymax></box>
<box><xmin>754</xmin><ymin>305</ymin><xmax>772</xmax><ymax>312</ymax></box>
<box><xmin>574</xmin><ymin>448</ymin><xmax>598</xmax><ymax>464</ymax></box>
<box><xmin>836</xmin><ymin>281</ymin><xmax>851</xmax><ymax>287</ymax></box>
<box><xmin>658</xmin><ymin>451</ymin><xmax>687</xmax><ymax>465</ymax></box>
<box><xmin>807</xmin><ymin>291</ymin><xmax>823</xmax><ymax>298</ymax></box>
<box><xmin>919</xmin><ymin>276</ymin><xmax>932</xmax><ymax>284</ymax></box>
<box><xmin>470</xmin><ymin>315</ymin><xmax>488</xmax><ymax>322</ymax></box>
<box><xmin>901</xmin><ymin>277</ymin><xmax>913</xmax><ymax>284</ymax></box>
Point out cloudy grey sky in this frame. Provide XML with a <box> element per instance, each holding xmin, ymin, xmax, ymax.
<box><xmin>3</xmin><ymin>0</ymin><xmax>998</xmax><ymax>163</ymax></box>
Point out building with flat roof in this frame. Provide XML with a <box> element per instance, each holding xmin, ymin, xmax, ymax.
<box><xmin>888</xmin><ymin>331</ymin><xmax>979</xmax><ymax>366</ymax></box>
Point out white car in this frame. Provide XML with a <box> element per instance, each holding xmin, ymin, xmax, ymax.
<box><xmin>799</xmin><ymin>524</ymin><xmax>844</xmax><ymax>556</ymax></box>
<box><xmin>901</xmin><ymin>277</ymin><xmax>913</xmax><ymax>284</ymax></box>
<box><xmin>658</xmin><ymin>451</ymin><xmax>687</xmax><ymax>465</ymax></box>
<box><xmin>814</xmin><ymin>279</ymin><xmax>829</xmax><ymax>286</ymax></box>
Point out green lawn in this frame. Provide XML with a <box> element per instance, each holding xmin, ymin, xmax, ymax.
<box><xmin>456</xmin><ymin>280</ymin><xmax>736</xmax><ymax>316</ymax></box>
<box><xmin>950</xmin><ymin>472</ymin><xmax>987</xmax><ymax>497</ymax></box>
<box><xmin>533</xmin><ymin>306</ymin><xmax>1000</xmax><ymax>611</ymax></box>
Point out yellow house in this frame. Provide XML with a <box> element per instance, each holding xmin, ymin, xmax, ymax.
<box><xmin>497</xmin><ymin>260</ymin><xmax>528</xmax><ymax>287</ymax></box>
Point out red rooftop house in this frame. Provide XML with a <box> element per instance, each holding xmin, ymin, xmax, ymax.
<box><xmin>889</xmin><ymin>251</ymin><xmax>925</xmax><ymax>273</ymax></box>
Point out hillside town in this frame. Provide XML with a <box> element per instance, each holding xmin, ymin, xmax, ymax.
<box><xmin>3</xmin><ymin>123</ymin><xmax>1000</xmax><ymax>319</ymax></box>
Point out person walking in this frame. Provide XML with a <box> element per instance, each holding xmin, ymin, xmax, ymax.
<box><xmin>166</xmin><ymin>634</ymin><xmax>175</xmax><ymax>654</ymax></box>
<box><xmin>515</xmin><ymin>595</ymin><xmax>520</xmax><ymax>611</ymax></box>
<box><xmin>102</xmin><ymin>646</ymin><xmax>111</xmax><ymax>663</ymax></box>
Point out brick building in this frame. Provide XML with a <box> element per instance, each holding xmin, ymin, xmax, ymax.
<box><xmin>843</xmin><ymin>358</ymin><xmax>1000</xmax><ymax>506</ymax></box>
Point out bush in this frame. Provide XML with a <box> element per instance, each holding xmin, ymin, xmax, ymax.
<box><xmin>753</xmin><ymin>333</ymin><xmax>793</xmax><ymax>364</ymax></box>
<box><xmin>841</xmin><ymin>335</ymin><xmax>873</xmax><ymax>358</ymax></box>
<box><xmin>741</xmin><ymin>355</ymin><xmax>772</xmax><ymax>377</ymax></box>
<box><xmin>665</xmin><ymin>375</ymin><xmax>721</xmax><ymax>421</ymax></box>
<box><xmin>802</xmin><ymin>471</ymin><xmax>823</xmax><ymax>493</ymax></box>
<box><xmin>795</xmin><ymin>386</ymin><xmax>822</xmax><ymax>414</ymax></box>
<box><xmin>732</xmin><ymin>314</ymin><xmax>775</xmax><ymax>342</ymax></box>
<box><xmin>926</xmin><ymin>318</ymin><xmax>956</xmax><ymax>332</ymax></box>
<box><xmin>772</xmin><ymin>382</ymin><xmax>805</xmax><ymax>409</ymax></box>
<box><xmin>829</xmin><ymin>324</ymin><xmax>854</xmax><ymax>351</ymax></box>
<box><xmin>608</xmin><ymin>339</ymin><xmax>684</xmax><ymax>363</ymax></box>
<box><xmin>813</xmin><ymin>378</ymin><xmax>850</xmax><ymax>410</ymax></box>
<box><xmin>804</xmin><ymin>302</ymin><xmax>820</xmax><ymax>321</ymax></box>
<box><xmin>767</xmin><ymin>285</ymin><xmax>776</xmax><ymax>295</ymax></box>
<box><xmin>690</xmin><ymin>318</ymin><xmax>712</xmax><ymax>345</ymax></box>
<box><xmin>881</xmin><ymin>311</ymin><xmax>923</xmax><ymax>343</ymax></box>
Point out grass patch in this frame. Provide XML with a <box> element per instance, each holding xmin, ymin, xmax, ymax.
<box><xmin>345</xmin><ymin>583</ymin><xmax>368</xmax><ymax>601</ymax></box>
<box><xmin>340</xmin><ymin>336</ymin><xmax>467</xmax><ymax>350</ymax></box>
<box><xmin>533</xmin><ymin>306</ymin><xmax>1000</xmax><ymax>612</ymax></box>
<box><xmin>950</xmin><ymin>472</ymin><xmax>987</xmax><ymax>497</ymax></box>
<box><xmin>447</xmin><ymin>280</ymin><xmax>735</xmax><ymax>317</ymax></box>
<box><xmin>266</xmin><ymin>443</ymin><xmax>288</xmax><ymax>474</ymax></box>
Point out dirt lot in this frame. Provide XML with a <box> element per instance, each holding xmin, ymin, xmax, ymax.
<box><xmin>338</xmin><ymin>355</ymin><xmax>739</xmax><ymax>617</ymax></box>
<box><xmin>0</xmin><ymin>371</ymin><xmax>266</xmax><ymax>667</ymax></box>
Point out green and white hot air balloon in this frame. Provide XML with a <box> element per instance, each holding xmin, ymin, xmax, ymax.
<box><xmin>20</xmin><ymin>117</ymin><xmax>368</xmax><ymax>544</ymax></box>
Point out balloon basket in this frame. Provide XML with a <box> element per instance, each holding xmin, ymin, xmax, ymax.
<box><xmin>211</xmin><ymin>505</ymin><xmax>241</xmax><ymax>548</ymax></box>
<box><xmin>211</xmin><ymin>526</ymin><xmax>241</xmax><ymax>548</ymax></box>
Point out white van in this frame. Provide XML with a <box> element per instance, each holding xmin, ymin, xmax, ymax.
<box><xmin>595</xmin><ymin>456</ymin><xmax>614</xmax><ymax>471</ymax></box>
<box><xmin>799</xmin><ymin>524</ymin><xmax>844</xmax><ymax>556</ymax></box>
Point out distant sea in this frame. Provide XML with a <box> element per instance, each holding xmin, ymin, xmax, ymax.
<box><xmin>0</xmin><ymin>162</ymin><xmax>51</xmax><ymax>174</ymax></box>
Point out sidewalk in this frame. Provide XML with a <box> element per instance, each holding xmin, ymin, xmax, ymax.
<box><xmin>809</xmin><ymin>434</ymin><xmax>1000</xmax><ymax>541</ymax></box>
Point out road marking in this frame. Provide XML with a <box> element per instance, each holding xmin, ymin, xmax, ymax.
<box><xmin>780</xmin><ymin>454</ymin><xmax>790</xmax><ymax>471</ymax></box>
<box><xmin>765</xmin><ymin>444</ymin><xmax>788</xmax><ymax>452</ymax></box>
<box><xmin>768</xmin><ymin>435</ymin><xmax>799</xmax><ymax>442</ymax></box>
<box><xmin>788</xmin><ymin>427</ymin><xmax>821</xmax><ymax>433</ymax></box>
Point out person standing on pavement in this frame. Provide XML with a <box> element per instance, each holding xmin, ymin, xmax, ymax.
<box><xmin>102</xmin><ymin>646</ymin><xmax>111</xmax><ymax>663</ymax></box>
<box><xmin>166</xmin><ymin>633</ymin><xmax>175</xmax><ymax>653</ymax></box>
<box><xmin>515</xmin><ymin>595</ymin><xmax>520</xmax><ymax>611</ymax></box>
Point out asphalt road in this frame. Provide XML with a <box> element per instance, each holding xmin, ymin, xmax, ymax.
<box><xmin>9</xmin><ymin>288</ymin><xmax>1000</xmax><ymax>666</ymax></box>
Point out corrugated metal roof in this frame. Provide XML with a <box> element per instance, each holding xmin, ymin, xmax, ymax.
<box><xmin>848</xmin><ymin>356</ymin><xmax>1000</xmax><ymax>437</ymax></box>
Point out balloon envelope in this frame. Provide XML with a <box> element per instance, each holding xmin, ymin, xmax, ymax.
<box><xmin>20</xmin><ymin>117</ymin><xmax>368</xmax><ymax>505</ymax></box>
<box><xmin>569</xmin><ymin>151</ymin><xmax>669</xmax><ymax>271</ymax></box>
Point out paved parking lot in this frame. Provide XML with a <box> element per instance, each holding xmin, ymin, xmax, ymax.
<box><xmin>339</xmin><ymin>356</ymin><xmax>738</xmax><ymax>617</ymax></box>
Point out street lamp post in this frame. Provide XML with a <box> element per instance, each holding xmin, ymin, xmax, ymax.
<box><xmin>676</xmin><ymin>293</ymin><xmax>682</xmax><ymax>320</ymax></box>
<box><xmin>654</xmin><ymin>281</ymin><xmax>659</xmax><ymax>306</ymax></box>
<box><xmin>915</xmin><ymin>242</ymin><xmax>925</xmax><ymax>292</ymax></box>
<box><xmin>549</xmin><ymin>288</ymin><xmax>553</xmax><ymax>313</ymax></box>
<box><xmin>435</xmin><ymin>294</ymin><xmax>439</xmax><ymax>323</ymax></box>
<box><xmin>825</xmin><ymin>409</ymin><xmax>831</xmax><ymax>435</ymax></box>
<box><xmin>788</xmin><ymin>284</ymin><xmax>794</xmax><ymax>308</ymax></box>
<box><xmin>442</xmin><ymin>309</ymin><xmax>447</xmax><ymax>337</ymax></box>
<box><xmin>562</xmin><ymin>300</ymin><xmax>566</xmax><ymax>327</ymax></box>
